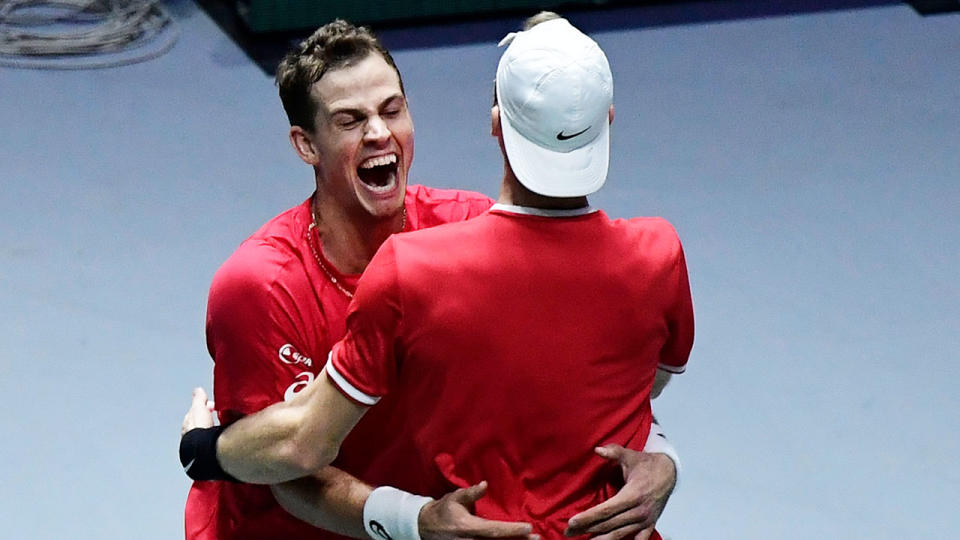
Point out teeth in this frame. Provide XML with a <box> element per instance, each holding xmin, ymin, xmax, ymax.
<box><xmin>360</xmin><ymin>154</ymin><xmax>397</xmax><ymax>169</ymax></box>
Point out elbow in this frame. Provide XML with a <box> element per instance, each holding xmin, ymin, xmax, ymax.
<box><xmin>283</xmin><ymin>427</ymin><xmax>338</xmax><ymax>474</ymax></box>
<box><xmin>290</xmin><ymin>446</ymin><xmax>337</xmax><ymax>474</ymax></box>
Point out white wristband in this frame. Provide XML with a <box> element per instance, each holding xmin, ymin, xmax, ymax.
<box><xmin>363</xmin><ymin>486</ymin><xmax>433</xmax><ymax>540</ymax></box>
<box><xmin>644</xmin><ymin>420</ymin><xmax>681</xmax><ymax>487</ymax></box>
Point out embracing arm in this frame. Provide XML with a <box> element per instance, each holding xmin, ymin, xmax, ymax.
<box><xmin>216</xmin><ymin>368</ymin><xmax>368</xmax><ymax>484</ymax></box>
<box><xmin>275</xmin><ymin>474</ymin><xmax>536</xmax><ymax>540</ymax></box>
<box><xmin>181</xmin><ymin>389</ymin><xmax>534</xmax><ymax>540</ymax></box>
<box><xmin>271</xmin><ymin>467</ymin><xmax>372</xmax><ymax>538</ymax></box>
<box><xmin>212</xmin><ymin>370</ymin><xmax>535</xmax><ymax>538</ymax></box>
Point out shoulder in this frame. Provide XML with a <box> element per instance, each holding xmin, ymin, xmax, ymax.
<box><xmin>607</xmin><ymin>214</ymin><xmax>685</xmax><ymax>260</ymax></box>
<box><xmin>405</xmin><ymin>184</ymin><xmax>494</xmax><ymax>229</ymax></box>
<box><xmin>607</xmin><ymin>214</ymin><xmax>679</xmax><ymax>238</ymax></box>
<box><xmin>628</xmin><ymin>216</ymin><xmax>680</xmax><ymax>240</ymax></box>
<box><xmin>209</xmin><ymin>201</ymin><xmax>311</xmax><ymax>310</ymax></box>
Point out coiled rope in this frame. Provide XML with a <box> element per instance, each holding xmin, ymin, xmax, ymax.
<box><xmin>0</xmin><ymin>0</ymin><xmax>178</xmax><ymax>69</ymax></box>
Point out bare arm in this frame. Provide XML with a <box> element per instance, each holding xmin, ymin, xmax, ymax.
<box><xmin>650</xmin><ymin>370</ymin><xmax>672</xmax><ymax>400</ymax></box>
<box><xmin>275</xmin><ymin>476</ymin><xmax>536</xmax><ymax>540</ymax></box>
<box><xmin>182</xmin><ymin>387</ymin><xmax>370</xmax><ymax>537</ymax></box>
<box><xmin>272</xmin><ymin>467</ymin><xmax>371</xmax><ymax>538</ymax></box>
<box><xmin>217</xmin><ymin>368</ymin><xmax>368</xmax><ymax>484</ymax></box>
<box><xmin>182</xmin><ymin>388</ymin><xmax>371</xmax><ymax>537</ymax></box>
<box><xmin>182</xmin><ymin>389</ymin><xmax>534</xmax><ymax>540</ymax></box>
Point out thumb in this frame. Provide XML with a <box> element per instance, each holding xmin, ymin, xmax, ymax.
<box><xmin>452</xmin><ymin>480</ymin><xmax>489</xmax><ymax>505</ymax></box>
<box><xmin>595</xmin><ymin>443</ymin><xmax>626</xmax><ymax>461</ymax></box>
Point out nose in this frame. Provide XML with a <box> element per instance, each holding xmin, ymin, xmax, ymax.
<box><xmin>363</xmin><ymin>115</ymin><xmax>390</xmax><ymax>145</ymax></box>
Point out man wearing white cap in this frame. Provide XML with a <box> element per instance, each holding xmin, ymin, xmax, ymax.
<box><xmin>180</xmin><ymin>14</ymin><xmax>693</xmax><ymax>540</ymax></box>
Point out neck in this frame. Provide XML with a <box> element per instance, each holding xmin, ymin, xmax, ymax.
<box><xmin>311</xmin><ymin>193</ymin><xmax>405</xmax><ymax>275</ymax></box>
<box><xmin>496</xmin><ymin>166</ymin><xmax>589</xmax><ymax>210</ymax></box>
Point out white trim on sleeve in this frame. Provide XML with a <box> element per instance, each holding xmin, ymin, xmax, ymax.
<box><xmin>325</xmin><ymin>353</ymin><xmax>381</xmax><ymax>406</ymax></box>
<box><xmin>657</xmin><ymin>363</ymin><xmax>686</xmax><ymax>374</ymax></box>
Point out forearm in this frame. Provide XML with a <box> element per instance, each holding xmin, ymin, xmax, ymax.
<box><xmin>216</xmin><ymin>397</ymin><xmax>330</xmax><ymax>483</ymax></box>
<box><xmin>271</xmin><ymin>467</ymin><xmax>372</xmax><ymax>538</ymax></box>
<box><xmin>218</xmin><ymin>370</ymin><xmax>365</xmax><ymax>483</ymax></box>
<box><xmin>276</xmin><ymin>472</ymin><xmax>465</xmax><ymax>540</ymax></box>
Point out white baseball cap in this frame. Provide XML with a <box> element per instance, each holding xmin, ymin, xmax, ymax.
<box><xmin>495</xmin><ymin>18</ymin><xmax>613</xmax><ymax>197</ymax></box>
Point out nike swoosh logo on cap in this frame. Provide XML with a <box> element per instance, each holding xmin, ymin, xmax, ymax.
<box><xmin>557</xmin><ymin>127</ymin><xmax>590</xmax><ymax>140</ymax></box>
<box><xmin>184</xmin><ymin>458</ymin><xmax>196</xmax><ymax>473</ymax></box>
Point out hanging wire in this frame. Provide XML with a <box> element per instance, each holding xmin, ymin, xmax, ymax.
<box><xmin>0</xmin><ymin>0</ymin><xmax>179</xmax><ymax>69</ymax></box>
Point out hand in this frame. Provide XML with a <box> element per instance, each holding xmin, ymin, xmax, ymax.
<box><xmin>419</xmin><ymin>481</ymin><xmax>538</xmax><ymax>540</ymax></box>
<box><xmin>564</xmin><ymin>445</ymin><xmax>676</xmax><ymax>540</ymax></box>
<box><xmin>181</xmin><ymin>387</ymin><xmax>216</xmax><ymax>437</ymax></box>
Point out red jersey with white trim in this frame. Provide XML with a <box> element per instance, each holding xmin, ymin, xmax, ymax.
<box><xmin>329</xmin><ymin>205</ymin><xmax>693</xmax><ymax>539</ymax></box>
<box><xmin>184</xmin><ymin>185</ymin><xmax>494</xmax><ymax>540</ymax></box>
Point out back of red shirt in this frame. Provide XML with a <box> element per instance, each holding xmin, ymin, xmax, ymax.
<box><xmin>330</xmin><ymin>207</ymin><xmax>693</xmax><ymax>538</ymax></box>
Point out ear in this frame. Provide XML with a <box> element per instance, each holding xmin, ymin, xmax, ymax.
<box><xmin>289</xmin><ymin>126</ymin><xmax>320</xmax><ymax>166</ymax></box>
<box><xmin>608</xmin><ymin>104</ymin><xmax>615</xmax><ymax>126</ymax></box>
<box><xmin>491</xmin><ymin>105</ymin><xmax>502</xmax><ymax>138</ymax></box>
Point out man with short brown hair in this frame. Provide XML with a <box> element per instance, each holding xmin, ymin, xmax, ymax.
<box><xmin>181</xmin><ymin>16</ymin><xmax>681</xmax><ymax>540</ymax></box>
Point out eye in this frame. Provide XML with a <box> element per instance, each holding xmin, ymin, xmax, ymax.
<box><xmin>337</xmin><ymin>117</ymin><xmax>362</xmax><ymax>129</ymax></box>
<box><xmin>381</xmin><ymin>98</ymin><xmax>406</xmax><ymax>118</ymax></box>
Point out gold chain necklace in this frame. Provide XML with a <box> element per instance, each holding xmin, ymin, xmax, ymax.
<box><xmin>306</xmin><ymin>205</ymin><xmax>407</xmax><ymax>299</ymax></box>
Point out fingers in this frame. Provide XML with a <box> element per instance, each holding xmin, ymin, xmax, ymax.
<box><xmin>431</xmin><ymin>481</ymin><xmax>533</xmax><ymax>539</ymax></box>
<box><xmin>588</xmin><ymin>522</ymin><xmax>646</xmax><ymax>540</ymax></box>
<box><xmin>634</xmin><ymin>526</ymin><xmax>654</xmax><ymax>540</ymax></box>
<box><xmin>565</xmin><ymin>490</ymin><xmax>636</xmax><ymax>536</ymax></box>
<box><xmin>579</xmin><ymin>506</ymin><xmax>653</xmax><ymax>537</ymax></box>
<box><xmin>191</xmin><ymin>387</ymin><xmax>209</xmax><ymax>407</ymax></box>
<box><xmin>455</xmin><ymin>514</ymin><xmax>533</xmax><ymax>538</ymax></box>
<box><xmin>181</xmin><ymin>387</ymin><xmax>215</xmax><ymax>436</ymax></box>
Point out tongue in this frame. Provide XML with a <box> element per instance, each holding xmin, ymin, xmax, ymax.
<box><xmin>358</xmin><ymin>164</ymin><xmax>394</xmax><ymax>188</ymax></box>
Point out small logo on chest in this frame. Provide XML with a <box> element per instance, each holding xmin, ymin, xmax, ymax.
<box><xmin>278</xmin><ymin>343</ymin><xmax>313</xmax><ymax>367</ymax></box>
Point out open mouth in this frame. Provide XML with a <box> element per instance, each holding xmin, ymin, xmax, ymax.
<box><xmin>357</xmin><ymin>153</ymin><xmax>399</xmax><ymax>191</ymax></box>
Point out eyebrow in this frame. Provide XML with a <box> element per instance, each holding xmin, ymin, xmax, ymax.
<box><xmin>327</xmin><ymin>93</ymin><xmax>405</xmax><ymax>117</ymax></box>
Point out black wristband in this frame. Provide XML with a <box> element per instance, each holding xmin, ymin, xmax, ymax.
<box><xmin>179</xmin><ymin>426</ymin><xmax>240</xmax><ymax>482</ymax></box>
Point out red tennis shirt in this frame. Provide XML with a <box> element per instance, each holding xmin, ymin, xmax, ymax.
<box><xmin>329</xmin><ymin>204</ymin><xmax>694</xmax><ymax>539</ymax></box>
<box><xmin>185</xmin><ymin>185</ymin><xmax>494</xmax><ymax>540</ymax></box>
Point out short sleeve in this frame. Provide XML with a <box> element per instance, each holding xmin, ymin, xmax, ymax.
<box><xmin>329</xmin><ymin>238</ymin><xmax>403</xmax><ymax>403</ymax></box>
<box><xmin>207</xmin><ymin>248</ymin><xmax>319</xmax><ymax>422</ymax></box>
<box><xmin>658</xmin><ymin>237</ymin><xmax>694</xmax><ymax>374</ymax></box>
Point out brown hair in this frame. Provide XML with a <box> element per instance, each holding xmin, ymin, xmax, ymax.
<box><xmin>276</xmin><ymin>20</ymin><xmax>404</xmax><ymax>131</ymax></box>
<box><xmin>523</xmin><ymin>10</ymin><xmax>561</xmax><ymax>30</ymax></box>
